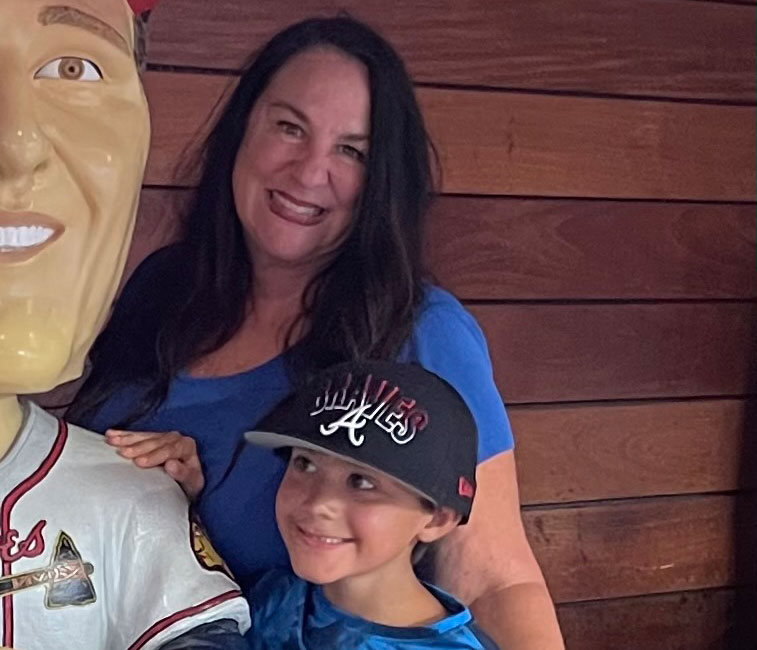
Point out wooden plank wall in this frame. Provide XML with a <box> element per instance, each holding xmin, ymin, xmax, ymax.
<box><xmin>133</xmin><ymin>2</ymin><xmax>757</xmax><ymax>648</ymax></box>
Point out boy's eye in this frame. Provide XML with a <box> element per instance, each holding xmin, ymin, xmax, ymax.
<box><xmin>338</xmin><ymin>144</ymin><xmax>366</xmax><ymax>163</ymax></box>
<box><xmin>292</xmin><ymin>454</ymin><xmax>316</xmax><ymax>473</ymax></box>
<box><xmin>348</xmin><ymin>474</ymin><xmax>376</xmax><ymax>491</ymax></box>
<box><xmin>278</xmin><ymin>121</ymin><xmax>304</xmax><ymax>138</ymax></box>
<box><xmin>35</xmin><ymin>57</ymin><xmax>103</xmax><ymax>82</ymax></box>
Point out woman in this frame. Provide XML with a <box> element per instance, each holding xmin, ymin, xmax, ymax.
<box><xmin>69</xmin><ymin>17</ymin><xmax>563</xmax><ymax>650</ymax></box>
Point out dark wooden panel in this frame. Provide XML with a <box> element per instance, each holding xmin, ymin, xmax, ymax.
<box><xmin>524</xmin><ymin>494</ymin><xmax>757</xmax><ymax>602</ymax></box>
<box><xmin>425</xmin><ymin>197</ymin><xmax>757</xmax><ymax>300</ymax></box>
<box><xmin>471</xmin><ymin>302</ymin><xmax>755</xmax><ymax>403</ymax></box>
<box><xmin>422</xmin><ymin>88</ymin><xmax>756</xmax><ymax>201</ymax></box>
<box><xmin>512</xmin><ymin>399</ymin><xmax>752</xmax><ymax>505</ymax></box>
<box><xmin>557</xmin><ymin>589</ymin><xmax>751</xmax><ymax>650</ymax></box>
<box><xmin>133</xmin><ymin>190</ymin><xmax>757</xmax><ymax>300</ymax></box>
<box><xmin>147</xmin><ymin>0</ymin><xmax>757</xmax><ymax>102</ymax></box>
<box><xmin>142</xmin><ymin>72</ymin><xmax>757</xmax><ymax>200</ymax></box>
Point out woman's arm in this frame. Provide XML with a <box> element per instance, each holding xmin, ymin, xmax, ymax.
<box><xmin>432</xmin><ymin>450</ymin><xmax>565</xmax><ymax>650</ymax></box>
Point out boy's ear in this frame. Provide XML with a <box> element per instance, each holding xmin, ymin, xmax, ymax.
<box><xmin>416</xmin><ymin>507</ymin><xmax>462</xmax><ymax>544</ymax></box>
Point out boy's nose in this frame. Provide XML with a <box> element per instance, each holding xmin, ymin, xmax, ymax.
<box><xmin>301</xmin><ymin>482</ymin><xmax>342</xmax><ymax>518</ymax></box>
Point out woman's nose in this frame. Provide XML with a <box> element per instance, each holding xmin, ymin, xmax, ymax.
<box><xmin>290</xmin><ymin>144</ymin><xmax>330</xmax><ymax>189</ymax></box>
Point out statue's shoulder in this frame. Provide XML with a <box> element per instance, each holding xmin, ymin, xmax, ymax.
<box><xmin>21</xmin><ymin>405</ymin><xmax>186</xmax><ymax>505</ymax></box>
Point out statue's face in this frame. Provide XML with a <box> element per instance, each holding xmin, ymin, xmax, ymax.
<box><xmin>0</xmin><ymin>0</ymin><xmax>150</xmax><ymax>394</ymax></box>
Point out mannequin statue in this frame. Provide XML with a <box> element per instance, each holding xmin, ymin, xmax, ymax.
<box><xmin>0</xmin><ymin>1</ymin><xmax>250</xmax><ymax>647</ymax></box>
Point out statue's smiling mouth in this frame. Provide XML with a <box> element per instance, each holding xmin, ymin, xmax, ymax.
<box><xmin>0</xmin><ymin>212</ymin><xmax>64</xmax><ymax>261</ymax></box>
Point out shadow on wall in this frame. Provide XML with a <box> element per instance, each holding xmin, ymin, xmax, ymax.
<box><xmin>728</xmin><ymin>307</ymin><xmax>757</xmax><ymax>650</ymax></box>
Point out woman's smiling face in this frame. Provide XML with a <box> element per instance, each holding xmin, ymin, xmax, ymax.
<box><xmin>231</xmin><ymin>47</ymin><xmax>370</xmax><ymax>274</ymax></box>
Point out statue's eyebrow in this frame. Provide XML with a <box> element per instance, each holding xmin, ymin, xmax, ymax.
<box><xmin>38</xmin><ymin>6</ymin><xmax>130</xmax><ymax>57</ymax></box>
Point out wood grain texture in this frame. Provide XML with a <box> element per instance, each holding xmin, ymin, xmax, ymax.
<box><xmin>471</xmin><ymin>302</ymin><xmax>756</xmax><ymax>403</ymax></box>
<box><xmin>512</xmin><ymin>399</ymin><xmax>753</xmax><ymax>505</ymax></box>
<box><xmin>422</xmin><ymin>88</ymin><xmax>756</xmax><ymax>201</ymax></box>
<box><xmin>133</xmin><ymin>189</ymin><xmax>757</xmax><ymax>300</ymax></box>
<box><xmin>556</xmin><ymin>588</ymin><xmax>754</xmax><ymax>650</ymax></box>
<box><xmin>142</xmin><ymin>72</ymin><xmax>757</xmax><ymax>200</ymax></box>
<box><xmin>425</xmin><ymin>197</ymin><xmax>757</xmax><ymax>300</ymax></box>
<box><xmin>524</xmin><ymin>494</ymin><xmax>757</xmax><ymax>603</ymax></box>
<box><xmin>147</xmin><ymin>0</ymin><xmax>757</xmax><ymax>101</ymax></box>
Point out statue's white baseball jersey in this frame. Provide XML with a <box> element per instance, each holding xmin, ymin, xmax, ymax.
<box><xmin>0</xmin><ymin>402</ymin><xmax>251</xmax><ymax>649</ymax></box>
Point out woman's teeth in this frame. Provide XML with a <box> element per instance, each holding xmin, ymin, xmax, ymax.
<box><xmin>272</xmin><ymin>190</ymin><xmax>323</xmax><ymax>217</ymax></box>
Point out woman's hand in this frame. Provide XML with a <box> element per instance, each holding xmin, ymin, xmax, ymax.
<box><xmin>105</xmin><ymin>430</ymin><xmax>205</xmax><ymax>500</ymax></box>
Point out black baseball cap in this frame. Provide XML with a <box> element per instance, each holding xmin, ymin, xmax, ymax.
<box><xmin>245</xmin><ymin>361</ymin><xmax>478</xmax><ymax>523</ymax></box>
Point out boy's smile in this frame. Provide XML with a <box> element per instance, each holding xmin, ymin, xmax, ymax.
<box><xmin>275</xmin><ymin>448</ymin><xmax>437</xmax><ymax>587</ymax></box>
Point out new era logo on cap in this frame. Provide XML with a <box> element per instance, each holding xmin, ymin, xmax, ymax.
<box><xmin>246</xmin><ymin>361</ymin><xmax>480</xmax><ymax>524</ymax></box>
<box><xmin>458</xmin><ymin>476</ymin><xmax>475</xmax><ymax>499</ymax></box>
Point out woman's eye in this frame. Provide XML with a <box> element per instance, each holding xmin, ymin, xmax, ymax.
<box><xmin>338</xmin><ymin>144</ymin><xmax>366</xmax><ymax>163</ymax></box>
<box><xmin>35</xmin><ymin>57</ymin><xmax>103</xmax><ymax>82</ymax></box>
<box><xmin>348</xmin><ymin>474</ymin><xmax>376</xmax><ymax>491</ymax></box>
<box><xmin>278</xmin><ymin>121</ymin><xmax>304</xmax><ymax>138</ymax></box>
<box><xmin>292</xmin><ymin>454</ymin><xmax>316</xmax><ymax>473</ymax></box>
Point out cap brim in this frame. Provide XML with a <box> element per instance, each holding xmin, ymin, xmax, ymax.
<box><xmin>244</xmin><ymin>429</ymin><xmax>439</xmax><ymax>507</ymax></box>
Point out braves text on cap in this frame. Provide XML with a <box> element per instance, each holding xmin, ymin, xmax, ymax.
<box><xmin>311</xmin><ymin>372</ymin><xmax>429</xmax><ymax>448</ymax></box>
<box><xmin>246</xmin><ymin>361</ymin><xmax>480</xmax><ymax>523</ymax></box>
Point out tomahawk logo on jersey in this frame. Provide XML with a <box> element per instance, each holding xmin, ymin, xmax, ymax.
<box><xmin>0</xmin><ymin>403</ymin><xmax>250</xmax><ymax>650</ymax></box>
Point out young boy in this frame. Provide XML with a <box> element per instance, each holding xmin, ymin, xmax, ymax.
<box><xmin>244</xmin><ymin>361</ymin><xmax>500</xmax><ymax>649</ymax></box>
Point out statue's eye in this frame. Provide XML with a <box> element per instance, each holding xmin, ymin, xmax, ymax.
<box><xmin>35</xmin><ymin>58</ymin><xmax>103</xmax><ymax>82</ymax></box>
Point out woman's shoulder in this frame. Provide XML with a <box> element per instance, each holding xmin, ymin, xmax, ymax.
<box><xmin>113</xmin><ymin>243</ymin><xmax>192</xmax><ymax>324</ymax></box>
<box><xmin>122</xmin><ymin>243</ymin><xmax>188</xmax><ymax>294</ymax></box>
<box><xmin>405</xmin><ymin>284</ymin><xmax>514</xmax><ymax>459</ymax></box>
<box><xmin>412</xmin><ymin>284</ymin><xmax>487</xmax><ymax>348</ymax></box>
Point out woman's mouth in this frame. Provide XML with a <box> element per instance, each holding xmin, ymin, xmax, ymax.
<box><xmin>268</xmin><ymin>190</ymin><xmax>325</xmax><ymax>225</ymax></box>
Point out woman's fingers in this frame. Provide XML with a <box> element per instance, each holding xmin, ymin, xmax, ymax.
<box><xmin>104</xmin><ymin>430</ymin><xmax>205</xmax><ymax>499</ymax></box>
<box><xmin>164</xmin><ymin>458</ymin><xmax>205</xmax><ymax>500</ymax></box>
<box><xmin>105</xmin><ymin>429</ymin><xmax>168</xmax><ymax>448</ymax></box>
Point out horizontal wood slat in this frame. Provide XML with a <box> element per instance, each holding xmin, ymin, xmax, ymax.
<box><xmin>471</xmin><ymin>302</ymin><xmax>755</xmax><ymax>403</ymax></box>
<box><xmin>133</xmin><ymin>189</ymin><xmax>757</xmax><ymax>300</ymax></box>
<box><xmin>142</xmin><ymin>72</ymin><xmax>757</xmax><ymax>201</ymax></box>
<box><xmin>425</xmin><ymin>197</ymin><xmax>757</xmax><ymax>300</ymax></box>
<box><xmin>423</xmin><ymin>89</ymin><xmax>756</xmax><ymax>201</ymax></box>
<box><xmin>524</xmin><ymin>494</ymin><xmax>756</xmax><ymax>603</ymax></box>
<box><xmin>557</xmin><ymin>588</ymin><xmax>752</xmax><ymax>650</ymax></box>
<box><xmin>512</xmin><ymin>398</ymin><xmax>753</xmax><ymax>505</ymax></box>
<box><xmin>147</xmin><ymin>0</ymin><xmax>757</xmax><ymax>102</ymax></box>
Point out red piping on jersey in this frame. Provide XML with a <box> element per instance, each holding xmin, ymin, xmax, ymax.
<box><xmin>1</xmin><ymin>418</ymin><xmax>68</xmax><ymax>648</ymax></box>
<box><xmin>127</xmin><ymin>589</ymin><xmax>244</xmax><ymax>650</ymax></box>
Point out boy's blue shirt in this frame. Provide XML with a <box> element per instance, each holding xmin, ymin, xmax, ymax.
<box><xmin>245</xmin><ymin>569</ymin><xmax>500</xmax><ymax>650</ymax></box>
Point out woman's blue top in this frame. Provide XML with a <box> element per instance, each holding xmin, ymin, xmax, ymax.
<box><xmin>83</xmin><ymin>256</ymin><xmax>513</xmax><ymax>591</ymax></box>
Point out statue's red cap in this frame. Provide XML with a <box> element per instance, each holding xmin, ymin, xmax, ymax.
<box><xmin>127</xmin><ymin>0</ymin><xmax>160</xmax><ymax>14</ymax></box>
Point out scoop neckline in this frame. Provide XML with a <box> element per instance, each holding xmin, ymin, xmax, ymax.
<box><xmin>176</xmin><ymin>351</ymin><xmax>286</xmax><ymax>384</ymax></box>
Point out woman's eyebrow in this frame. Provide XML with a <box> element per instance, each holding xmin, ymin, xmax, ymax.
<box><xmin>38</xmin><ymin>6</ymin><xmax>131</xmax><ymax>57</ymax></box>
<box><xmin>270</xmin><ymin>100</ymin><xmax>369</xmax><ymax>142</ymax></box>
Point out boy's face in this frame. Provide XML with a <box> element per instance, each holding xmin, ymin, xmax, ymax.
<box><xmin>275</xmin><ymin>448</ymin><xmax>438</xmax><ymax>585</ymax></box>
